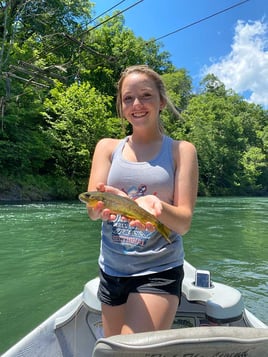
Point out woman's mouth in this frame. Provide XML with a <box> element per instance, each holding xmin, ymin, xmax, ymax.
<box><xmin>132</xmin><ymin>112</ymin><xmax>147</xmax><ymax>118</ymax></box>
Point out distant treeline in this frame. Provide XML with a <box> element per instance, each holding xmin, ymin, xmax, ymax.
<box><xmin>0</xmin><ymin>1</ymin><xmax>267</xmax><ymax>201</ymax></box>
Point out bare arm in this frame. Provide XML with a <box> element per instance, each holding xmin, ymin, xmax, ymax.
<box><xmin>160</xmin><ymin>140</ymin><xmax>198</xmax><ymax>235</ymax></box>
<box><xmin>87</xmin><ymin>138</ymin><xmax>120</xmax><ymax>220</ymax></box>
<box><xmin>133</xmin><ymin>140</ymin><xmax>198</xmax><ymax>235</ymax></box>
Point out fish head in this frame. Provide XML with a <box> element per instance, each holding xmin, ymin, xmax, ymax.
<box><xmin>79</xmin><ymin>192</ymin><xmax>100</xmax><ymax>207</ymax></box>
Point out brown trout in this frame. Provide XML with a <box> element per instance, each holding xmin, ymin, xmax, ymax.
<box><xmin>79</xmin><ymin>191</ymin><xmax>171</xmax><ymax>243</ymax></box>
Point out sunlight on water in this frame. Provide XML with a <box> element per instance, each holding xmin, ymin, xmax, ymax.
<box><xmin>184</xmin><ymin>197</ymin><xmax>268</xmax><ymax>325</ymax></box>
<box><xmin>0</xmin><ymin>197</ymin><xmax>267</xmax><ymax>353</ymax></box>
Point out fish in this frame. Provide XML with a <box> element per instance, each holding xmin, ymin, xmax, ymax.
<box><xmin>79</xmin><ymin>191</ymin><xmax>171</xmax><ymax>243</ymax></box>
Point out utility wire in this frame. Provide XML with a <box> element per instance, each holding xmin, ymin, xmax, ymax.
<box><xmin>3</xmin><ymin>0</ymin><xmax>249</xmax><ymax>93</ymax></box>
<box><xmin>2</xmin><ymin>0</ymin><xmax>144</xmax><ymax>98</ymax></box>
<box><xmin>89</xmin><ymin>0</ymin><xmax>129</xmax><ymax>24</ymax></box>
<box><xmin>147</xmin><ymin>0</ymin><xmax>250</xmax><ymax>43</ymax></box>
<box><xmin>18</xmin><ymin>0</ymin><xmax>143</xmax><ymax>65</ymax></box>
<box><xmin>82</xmin><ymin>0</ymin><xmax>144</xmax><ymax>35</ymax></box>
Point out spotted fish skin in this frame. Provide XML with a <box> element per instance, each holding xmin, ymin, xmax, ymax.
<box><xmin>79</xmin><ymin>191</ymin><xmax>171</xmax><ymax>243</ymax></box>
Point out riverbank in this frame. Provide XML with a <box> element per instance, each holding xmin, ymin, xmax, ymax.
<box><xmin>1</xmin><ymin>174</ymin><xmax>267</xmax><ymax>202</ymax></box>
<box><xmin>0</xmin><ymin>175</ymin><xmax>84</xmax><ymax>202</ymax></box>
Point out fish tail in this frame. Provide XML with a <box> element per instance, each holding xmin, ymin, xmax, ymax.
<box><xmin>158</xmin><ymin>223</ymin><xmax>171</xmax><ymax>243</ymax></box>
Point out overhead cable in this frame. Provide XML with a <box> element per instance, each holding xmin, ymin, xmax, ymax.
<box><xmin>83</xmin><ymin>0</ymin><xmax>144</xmax><ymax>34</ymax></box>
<box><xmin>147</xmin><ymin>0</ymin><xmax>250</xmax><ymax>43</ymax></box>
<box><xmin>89</xmin><ymin>0</ymin><xmax>129</xmax><ymax>24</ymax></box>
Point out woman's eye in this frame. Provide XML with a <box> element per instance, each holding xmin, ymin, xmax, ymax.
<box><xmin>142</xmin><ymin>93</ymin><xmax>152</xmax><ymax>99</ymax></box>
<box><xmin>123</xmin><ymin>96</ymin><xmax>132</xmax><ymax>103</ymax></box>
<box><xmin>123</xmin><ymin>93</ymin><xmax>152</xmax><ymax>103</ymax></box>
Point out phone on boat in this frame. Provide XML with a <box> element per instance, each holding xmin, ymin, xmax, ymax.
<box><xmin>195</xmin><ymin>269</ymin><xmax>211</xmax><ymax>288</ymax></box>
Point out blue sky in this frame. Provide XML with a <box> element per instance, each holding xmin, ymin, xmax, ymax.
<box><xmin>93</xmin><ymin>0</ymin><xmax>268</xmax><ymax>107</ymax></box>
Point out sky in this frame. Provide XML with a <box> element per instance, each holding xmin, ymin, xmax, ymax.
<box><xmin>93</xmin><ymin>0</ymin><xmax>268</xmax><ymax>108</ymax></box>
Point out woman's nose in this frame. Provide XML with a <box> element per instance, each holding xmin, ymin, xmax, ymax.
<box><xmin>133</xmin><ymin>97</ymin><xmax>142</xmax><ymax>105</ymax></box>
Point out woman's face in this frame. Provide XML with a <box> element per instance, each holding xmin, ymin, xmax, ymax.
<box><xmin>121</xmin><ymin>72</ymin><xmax>165</xmax><ymax>129</ymax></box>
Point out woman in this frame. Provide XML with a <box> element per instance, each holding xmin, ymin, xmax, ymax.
<box><xmin>87</xmin><ymin>65</ymin><xmax>198</xmax><ymax>337</ymax></box>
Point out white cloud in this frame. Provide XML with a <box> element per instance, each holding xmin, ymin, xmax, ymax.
<box><xmin>202</xmin><ymin>20</ymin><xmax>268</xmax><ymax>108</ymax></box>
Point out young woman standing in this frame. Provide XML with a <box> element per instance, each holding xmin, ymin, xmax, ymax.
<box><xmin>87</xmin><ymin>65</ymin><xmax>198</xmax><ymax>337</ymax></box>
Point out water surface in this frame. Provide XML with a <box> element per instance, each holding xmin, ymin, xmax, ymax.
<box><xmin>0</xmin><ymin>197</ymin><xmax>267</xmax><ymax>353</ymax></box>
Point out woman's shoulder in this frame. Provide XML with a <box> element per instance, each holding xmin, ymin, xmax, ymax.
<box><xmin>172</xmin><ymin>139</ymin><xmax>197</xmax><ymax>153</ymax></box>
<box><xmin>95</xmin><ymin>138</ymin><xmax>122</xmax><ymax>151</ymax></box>
<box><xmin>170</xmin><ymin>139</ymin><xmax>197</xmax><ymax>167</ymax></box>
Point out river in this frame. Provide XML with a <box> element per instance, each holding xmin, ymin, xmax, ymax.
<box><xmin>0</xmin><ymin>197</ymin><xmax>267</xmax><ymax>353</ymax></box>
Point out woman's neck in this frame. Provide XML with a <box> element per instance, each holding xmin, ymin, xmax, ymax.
<box><xmin>130</xmin><ymin>130</ymin><xmax>163</xmax><ymax>145</ymax></box>
<box><xmin>124</xmin><ymin>133</ymin><xmax>164</xmax><ymax>162</ymax></box>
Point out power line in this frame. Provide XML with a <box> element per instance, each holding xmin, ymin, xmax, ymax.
<box><xmin>18</xmin><ymin>1</ymin><xmax>143</xmax><ymax>67</ymax></box>
<box><xmin>146</xmin><ymin>0</ymin><xmax>250</xmax><ymax>43</ymax></box>
<box><xmin>83</xmin><ymin>0</ymin><xmax>144</xmax><ymax>34</ymax></box>
<box><xmin>89</xmin><ymin>0</ymin><xmax>129</xmax><ymax>24</ymax></box>
<box><xmin>1</xmin><ymin>0</ymin><xmax>145</xmax><ymax>102</ymax></box>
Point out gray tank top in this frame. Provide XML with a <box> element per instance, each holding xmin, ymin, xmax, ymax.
<box><xmin>98</xmin><ymin>135</ymin><xmax>184</xmax><ymax>276</ymax></box>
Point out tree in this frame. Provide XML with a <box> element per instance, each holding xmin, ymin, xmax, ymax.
<box><xmin>43</xmin><ymin>81</ymin><xmax>113</xmax><ymax>180</ymax></box>
<box><xmin>180</xmin><ymin>75</ymin><xmax>267</xmax><ymax>195</ymax></box>
<box><xmin>160</xmin><ymin>70</ymin><xmax>192</xmax><ymax>134</ymax></box>
<box><xmin>73</xmin><ymin>13</ymin><xmax>175</xmax><ymax>97</ymax></box>
<box><xmin>162</xmin><ymin>69</ymin><xmax>192</xmax><ymax>110</ymax></box>
<box><xmin>1</xmin><ymin>3</ymin><xmax>266</xmax><ymax>199</ymax></box>
<box><xmin>0</xmin><ymin>1</ymin><xmax>93</xmax><ymax>184</ymax></box>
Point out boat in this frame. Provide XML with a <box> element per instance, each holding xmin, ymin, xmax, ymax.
<box><xmin>2</xmin><ymin>260</ymin><xmax>268</xmax><ymax>356</ymax></box>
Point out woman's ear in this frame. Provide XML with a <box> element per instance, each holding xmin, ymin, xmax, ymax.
<box><xmin>160</xmin><ymin>99</ymin><xmax>167</xmax><ymax>110</ymax></box>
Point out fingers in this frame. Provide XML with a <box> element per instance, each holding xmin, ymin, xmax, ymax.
<box><xmin>99</xmin><ymin>209</ymin><xmax>155</xmax><ymax>230</ymax></box>
<box><xmin>96</xmin><ymin>183</ymin><xmax>127</xmax><ymax>197</ymax></box>
<box><xmin>96</xmin><ymin>183</ymin><xmax>105</xmax><ymax>192</ymax></box>
<box><xmin>101</xmin><ymin>208</ymin><xmax>115</xmax><ymax>221</ymax></box>
<box><xmin>129</xmin><ymin>220</ymin><xmax>155</xmax><ymax>232</ymax></box>
<box><xmin>90</xmin><ymin>201</ymin><xmax>115</xmax><ymax>221</ymax></box>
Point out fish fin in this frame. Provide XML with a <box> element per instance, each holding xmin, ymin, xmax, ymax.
<box><xmin>159</xmin><ymin>223</ymin><xmax>171</xmax><ymax>243</ymax></box>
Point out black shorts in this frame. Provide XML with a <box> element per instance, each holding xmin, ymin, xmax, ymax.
<box><xmin>97</xmin><ymin>266</ymin><xmax>184</xmax><ymax>306</ymax></box>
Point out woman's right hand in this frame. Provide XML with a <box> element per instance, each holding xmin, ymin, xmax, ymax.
<box><xmin>88</xmin><ymin>200</ymin><xmax>117</xmax><ymax>222</ymax></box>
<box><xmin>88</xmin><ymin>183</ymin><xmax>127</xmax><ymax>221</ymax></box>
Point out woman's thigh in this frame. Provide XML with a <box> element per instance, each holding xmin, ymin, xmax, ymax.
<box><xmin>122</xmin><ymin>292</ymin><xmax>179</xmax><ymax>334</ymax></box>
<box><xmin>101</xmin><ymin>303</ymin><xmax>126</xmax><ymax>337</ymax></box>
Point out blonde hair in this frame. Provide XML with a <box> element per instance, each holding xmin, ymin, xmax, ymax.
<box><xmin>116</xmin><ymin>65</ymin><xmax>180</xmax><ymax>132</ymax></box>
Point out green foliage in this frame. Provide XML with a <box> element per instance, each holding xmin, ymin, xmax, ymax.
<box><xmin>162</xmin><ymin>69</ymin><xmax>192</xmax><ymax>109</ymax></box>
<box><xmin>178</xmin><ymin>76</ymin><xmax>267</xmax><ymax>195</ymax></box>
<box><xmin>0</xmin><ymin>173</ymin><xmax>78</xmax><ymax>201</ymax></box>
<box><xmin>161</xmin><ymin>70</ymin><xmax>192</xmax><ymax>133</ymax></box>
<box><xmin>239</xmin><ymin>147</ymin><xmax>266</xmax><ymax>190</ymax></box>
<box><xmin>75</xmin><ymin>13</ymin><xmax>174</xmax><ymax>97</ymax></box>
<box><xmin>43</xmin><ymin>81</ymin><xmax>113</xmax><ymax>179</ymax></box>
<box><xmin>0</xmin><ymin>1</ymin><xmax>267</xmax><ymax>200</ymax></box>
<box><xmin>0</xmin><ymin>84</ymin><xmax>52</xmax><ymax>176</ymax></box>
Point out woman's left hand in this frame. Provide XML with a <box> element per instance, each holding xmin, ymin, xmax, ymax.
<box><xmin>128</xmin><ymin>195</ymin><xmax>163</xmax><ymax>231</ymax></box>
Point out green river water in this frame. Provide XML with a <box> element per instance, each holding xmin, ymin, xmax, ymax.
<box><xmin>0</xmin><ymin>197</ymin><xmax>267</xmax><ymax>353</ymax></box>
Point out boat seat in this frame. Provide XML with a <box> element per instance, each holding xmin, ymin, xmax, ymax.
<box><xmin>93</xmin><ymin>326</ymin><xmax>268</xmax><ymax>357</ymax></box>
<box><xmin>83</xmin><ymin>277</ymin><xmax>101</xmax><ymax>312</ymax></box>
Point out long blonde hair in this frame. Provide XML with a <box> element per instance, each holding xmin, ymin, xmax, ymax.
<box><xmin>116</xmin><ymin>65</ymin><xmax>180</xmax><ymax>132</ymax></box>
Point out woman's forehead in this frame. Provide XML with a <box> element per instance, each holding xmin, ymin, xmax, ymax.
<box><xmin>121</xmin><ymin>72</ymin><xmax>157</xmax><ymax>92</ymax></box>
